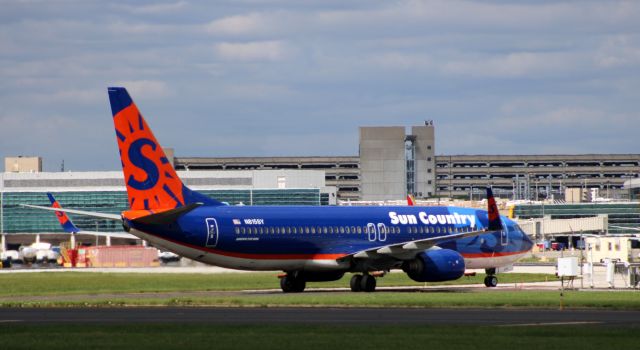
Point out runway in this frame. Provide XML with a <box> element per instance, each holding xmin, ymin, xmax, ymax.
<box><xmin>1</xmin><ymin>307</ymin><xmax>639</xmax><ymax>326</ymax></box>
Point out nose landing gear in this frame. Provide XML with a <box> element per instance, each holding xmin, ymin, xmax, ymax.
<box><xmin>484</xmin><ymin>268</ymin><xmax>498</xmax><ymax>287</ymax></box>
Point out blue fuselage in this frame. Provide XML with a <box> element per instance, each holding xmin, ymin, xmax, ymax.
<box><xmin>128</xmin><ymin>204</ymin><xmax>533</xmax><ymax>272</ymax></box>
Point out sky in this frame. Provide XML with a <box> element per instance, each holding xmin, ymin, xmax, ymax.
<box><xmin>1</xmin><ymin>0</ymin><xmax>639</xmax><ymax>171</ymax></box>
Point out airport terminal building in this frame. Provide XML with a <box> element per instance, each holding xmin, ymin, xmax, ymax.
<box><xmin>174</xmin><ymin>124</ymin><xmax>640</xmax><ymax>202</ymax></box>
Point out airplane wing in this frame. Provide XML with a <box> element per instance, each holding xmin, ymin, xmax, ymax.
<box><xmin>339</xmin><ymin>228</ymin><xmax>488</xmax><ymax>261</ymax></box>
<box><xmin>21</xmin><ymin>204</ymin><xmax>122</xmax><ymax>221</ymax></box>
<box><xmin>339</xmin><ymin>187</ymin><xmax>503</xmax><ymax>262</ymax></box>
<box><xmin>610</xmin><ymin>225</ymin><xmax>640</xmax><ymax>232</ymax></box>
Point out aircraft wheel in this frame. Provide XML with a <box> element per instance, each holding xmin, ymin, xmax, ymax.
<box><xmin>280</xmin><ymin>275</ymin><xmax>306</xmax><ymax>293</ymax></box>
<box><xmin>484</xmin><ymin>275</ymin><xmax>498</xmax><ymax>288</ymax></box>
<box><xmin>360</xmin><ymin>274</ymin><xmax>377</xmax><ymax>292</ymax></box>
<box><xmin>350</xmin><ymin>274</ymin><xmax>363</xmax><ymax>292</ymax></box>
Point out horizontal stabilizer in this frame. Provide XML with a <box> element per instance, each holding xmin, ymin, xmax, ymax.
<box><xmin>21</xmin><ymin>204</ymin><xmax>122</xmax><ymax>221</ymax></box>
<box><xmin>75</xmin><ymin>231</ymin><xmax>138</xmax><ymax>239</ymax></box>
<box><xmin>129</xmin><ymin>203</ymin><xmax>202</xmax><ymax>225</ymax></box>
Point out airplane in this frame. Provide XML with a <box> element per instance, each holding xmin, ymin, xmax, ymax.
<box><xmin>407</xmin><ymin>194</ymin><xmax>416</xmax><ymax>206</ymax></box>
<box><xmin>17</xmin><ymin>242</ymin><xmax>58</xmax><ymax>264</ymax></box>
<box><xmin>23</xmin><ymin>87</ymin><xmax>534</xmax><ymax>292</ymax></box>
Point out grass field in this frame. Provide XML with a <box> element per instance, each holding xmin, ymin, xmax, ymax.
<box><xmin>0</xmin><ymin>324</ymin><xmax>638</xmax><ymax>350</ymax></box>
<box><xmin>0</xmin><ymin>271</ymin><xmax>639</xmax><ymax>309</ymax></box>
<box><xmin>0</xmin><ymin>271</ymin><xmax>553</xmax><ymax>296</ymax></box>
<box><xmin>5</xmin><ymin>290</ymin><xmax>639</xmax><ymax>309</ymax></box>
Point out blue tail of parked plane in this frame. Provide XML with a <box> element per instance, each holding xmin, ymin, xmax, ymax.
<box><xmin>47</xmin><ymin>193</ymin><xmax>80</xmax><ymax>233</ymax></box>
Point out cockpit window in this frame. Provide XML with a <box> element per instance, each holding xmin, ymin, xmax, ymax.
<box><xmin>506</xmin><ymin>223</ymin><xmax>522</xmax><ymax>233</ymax></box>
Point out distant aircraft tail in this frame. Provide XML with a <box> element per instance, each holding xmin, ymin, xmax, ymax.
<box><xmin>486</xmin><ymin>187</ymin><xmax>503</xmax><ymax>231</ymax></box>
<box><xmin>108</xmin><ymin>87</ymin><xmax>222</xmax><ymax>210</ymax></box>
<box><xmin>407</xmin><ymin>194</ymin><xmax>416</xmax><ymax>206</ymax></box>
<box><xmin>47</xmin><ymin>193</ymin><xmax>80</xmax><ymax>233</ymax></box>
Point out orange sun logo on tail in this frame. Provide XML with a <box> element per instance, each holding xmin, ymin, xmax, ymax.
<box><xmin>109</xmin><ymin>88</ymin><xmax>185</xmax><ymax>210</ymax></box>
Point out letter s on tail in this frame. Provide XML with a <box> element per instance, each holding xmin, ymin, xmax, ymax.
<box><xmin>108</xmin><ymin>87</ymin><xmax>221</xmax><ymax>210</ymax></box>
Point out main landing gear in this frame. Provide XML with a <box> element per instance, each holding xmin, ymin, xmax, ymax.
<box><xmin>280</xmin><ymin>273</ymin><xmax>306</xmax><ymax>293</ymax></box>
<box><xmin>350</xmin><ymin>273</ymin><xmax>377</xmax><ymax>292</ymax></box>
<box><xmin>484</xmin><ymin>268</ymin><xmax>498</xmax><ymax>288</ymax></box>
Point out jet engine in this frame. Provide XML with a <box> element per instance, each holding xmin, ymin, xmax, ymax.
<box><xmin>402</xmin><ymin>249</ymin><xmax>465</xmax><ymax>282</ymax></box>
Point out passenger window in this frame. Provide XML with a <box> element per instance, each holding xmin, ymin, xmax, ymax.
<box><xmin>270</xmin><ymin>227</ymin><xmax>275</xmax><ymax>234</ymax></box>
<box><xmin>305</xmin><ymin>227</ymin><xmax>310</xmax><ymax>234</ymax></box>
<box><xmin>357</xmin><ymin>226</ymin><xmax>362</xmax><ymax>234</ymax></box>
<box><xmin>323</xmin><ymin>227</ymin><xmax>328</xmax><ymax>234</ymax></box>
<box><xmin>345</xmin><ymin>227</ymin><xmax>350</xmax><ymax>234</ymax></box>
<box><xmin>252</xmin><ymin>227</ymin><xmax>257</xmax><ymax>234</ymax></box>
<box><xmin>241</xmin><ymin>227</ymin><xmax>246</xmax><ymax>234</ymax></box>
<box><xmin>340</xmin><ymin>227</ymin><xmax>345</xmax><ymax>234</ymax></box>
<box><xmin>351</xmin><ymin>226</ymin><xmax>356</xmax><ymax>233</ymax></box>
<box><xmin>292</xmin><ymin>227</ymin><xmax>297</xmax><ymax>234</ymax></box>
<box><xmin>311</xmin><ymin>227</ymin><xmax>316</xmax><ymax>234</ymax></box>
<box><xmin>436</xmin><ymin>227</ymin><xmax>440</xmax><ymax>233</ymax></box>
<box><xmin>235</xmin><ymin>227</ymin><xmax>240</xmax><ymax>234</ymax></box>
<box><xmin>287</xmin><ymin>227</ymin><xmax>291</xmax><ymax>234</ymax></box>
<box><xmin>448</xmin><ymin>227</ymin><xmax>453</xmax><ymax>233</ymax></box>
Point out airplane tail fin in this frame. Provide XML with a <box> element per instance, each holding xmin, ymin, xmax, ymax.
<box><xmin>486</xmin><ymin>187</ymin><xmax>503</xmax><ymax>231</ymax></box>
<box><xmin>108</xmin><ymin>87</ymin><xmax>222</xmax><ymax>210</ymax></box>
<box><xmin>407</xmin><ymin>194</ymin><xmax>416</xmax><ymax>206</ymax></box>
<box><xmin>47</xmin><ymin>193</ymin><xmax>80</xmax><ymax>233</ymax></box>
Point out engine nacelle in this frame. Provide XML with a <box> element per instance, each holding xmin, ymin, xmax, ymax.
<box><xmin>402</xmin><ymin>249</ymin><xmax>465</xmax><ymax>283</ymax></box>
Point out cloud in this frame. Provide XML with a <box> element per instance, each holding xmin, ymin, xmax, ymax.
<box><xmin>442</xmin><ymin>51</ymin><xmax>584</xmax><ymax>78</ymax></box>
<box><xmin>116</xmin><ymin>1</ymin><xmax>188</xmax><ymax>15</ymax></box>
<box><xmin>1</xmin><ymin>1</ymin><xmax>639</xmax><ymax>170</ymax></box>
<box><xmin>214</xmin><ymin>40</ymin><xmax>292</xmax><ymax>61</ymax></box>
<box><xmin>595</xmin><ymin>35</ymin><xmax>640</xmax><ymax>68</ymax></box>
<box><xmin>222</xmin><ymin>83</ymin><xmax>294</xmax><ymax>99</ymax></box>
<box><xmin>206</xmin><ymin>13</ymin><xmax>273</xmax><ymax>36</ymax></box>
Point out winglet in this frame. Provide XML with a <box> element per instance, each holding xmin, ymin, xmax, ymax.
<box><xmin>47</xmin><ymin>193</ymin><xmax>80</xmax><ymax>233</ymax></box>
<box><xmin>407</xmin><ymin>194</ymin><xmax>416</xmax><ymax>206</ymax></box>
<box><xmin>486</xmin><ymin>187</ymin><xmax>503</xmax><ymax>231</ymax></box>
